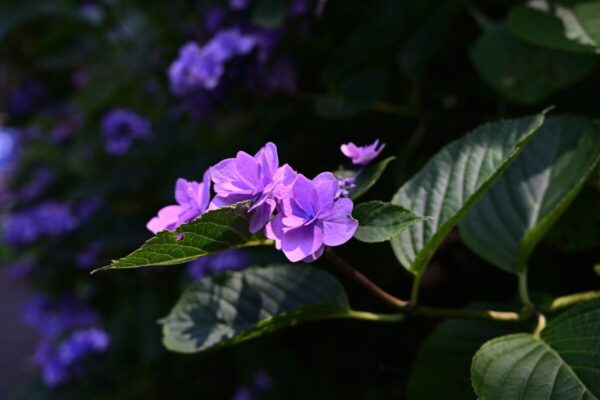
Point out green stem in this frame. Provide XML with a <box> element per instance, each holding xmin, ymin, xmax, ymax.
<box><xmin>533</xmin><ymin>312</ymin><xmax>547</xmax><ymax>338</ymax></box>
<box><xmin>518</xmin><ymin>269</ymin><xmax>534</xmax><ymax>309</ymax></box>
<box><xmin>346</xmin><ymin>310</ymin><xmax>405</xmax><ymax>322</ymax></box>
<box><xmin>410</xmin><ymin>273</ymin><xmax>422</xmax><ymax>305</ymax></box>
<box><xmin>546</xmin><ymin>290</ymin><xmax>600</xmax><ymax>311</ymax></box>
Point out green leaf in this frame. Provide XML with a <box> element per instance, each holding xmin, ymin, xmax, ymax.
<box><xmin>353</xmin><ymin>201</ymin><xmax>427</xmax><ymax>243</ymax></box>
<box><xmin>470</xmin><ymin>24</ymin><xmax>598</xmax><ymax>105</ymax></box>
<box><xmin>92</xmin><ymin>203</ymin><xmax>271</xmax><ymax>273</ymax></box>
<box><xmin>348</xmin><ymin>156</ymin><xmax>395</xmax><ymax>200</ymax></box>
<box><xmin>508</xmin><ymin>4</ymin><xmax>600</xmax><ymax>54</ymax></box>
<box><xmin>460</xmin><ymin>116</ymin><xmax>600</xmax><ymax>273</ymax></box>
<box><xmin>408</xmin><ymin>310</ymin><xmax>513</xmax><ymax>400</ymax></box>
<box><xmin>472</xmin><ymin>298</ymin><xmax>600</xmax><ymax>399</ymax></box>
<box><xmin>390</xmin><ymin>112</ymin><xmax>546</xmax><ymax>275</ymax></box>
<box><xmin>162</xmin><ymin>265</ymin><xmax>354</xmax><ymax>353</ymax></box>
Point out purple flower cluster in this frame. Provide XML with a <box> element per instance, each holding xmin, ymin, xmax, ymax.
<box><xmin>23</xmin><ymin>294</ymin><xmax>109</xmax><ymax>387</ymax></box>
<box><xmin>147</xmin><ymin>141</ymin><xmax>387</xmax><ymax>263</ymax></box>
<box><xmin>341</xmin><ymin>139</ymin><xmax>385</xmax><ymax>165</ymax></box>
<box><xmin>3</xmin><ymin>201</ymin><xmax>78</xmax><ymax>247</ymax></box>
<box><xmin>0</xmin><ymin>128</ymin><xmax>18</xmax><ymax>172</ymax></box>
<box><xmin>101</xmin><ymin>109</ymin><xmax>151</xmax><ymax>156</ymax></box>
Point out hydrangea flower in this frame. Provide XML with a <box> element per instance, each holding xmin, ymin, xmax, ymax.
<box><xmin>169</xmin><ymin>29</ymin><xmax>257</xmax><ymax>95</ymax></box>
<box><xmin>0</xmin><ymin>128</ymin><xmax>18</xmax><ymax>172</ymax></box>
<box><xmin>265</xmin><ymin>172</ymin><xmax>358</xmax><ymax>262</ymax></box>
<box><xmin>4</xmin><ymin>201</ymin><xmax>78</xmax><ymax>247</ymax></box>
<box><xmin>187</xmin><ymin>249</ymin><xmax>250</xmax><ymax>280</ymax></box>
<box><xmin>340</xmin><ymin>139</ymin><xmax>385</xmax><ymax>165</ymax></box>
<box><xmin>147</xmin><ymin>172</ymin><xmax>211</xmax><ymax>234</ymax></box>
<box><xmin>229</xmin><ymin>0</ymin><xmax>251</xmax><ymax>10</ymax></box>
<box><xmin>210</xmin><ymin>142</ymin><xmax>297</xmax><ymax>233</ymax></box>
<box><xmin>101</xmin><ymin>109</ymin><xmax>151</xmax><ymax>156</ymax></box>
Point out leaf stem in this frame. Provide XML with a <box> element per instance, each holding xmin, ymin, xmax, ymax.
<box><xmin>325</xmin><ymin>249</ymin><xmax>530</xmax><ymax>322</ymax></box>
<box><xmin>533</xmin><ymin>312</ymin><xmax>547</xmax><ymax>338</ymax></box>
<box><xmin>517</xmin><ymin>269</ymin><xmax>534</xmax><ymax>309</ymax></box>
<box><xmin>546</xmin><ymin>290</ymin><xmax>600</xmax><ymax>311</ymax></box>
<box><xmin>410</xmin><ymin>273</ymin><xmax>422</xmax><ymax>304</ymax></box>
<box><xmin>345</xmin><ymin>310</ymin><xmax>406</xmax><ymax>322</ymax></box>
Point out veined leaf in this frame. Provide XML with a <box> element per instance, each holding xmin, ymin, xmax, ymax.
<box><xmin>349</xmin><ymin>156</ymin><xmax>395</xmax><ymax>200</ymax></box>
<box><xmin>472</xmin><ymin>298</ymin><xmax>600</xmax><ymax>399</ymax></box>
<box><xmin>508</xmin><ymin>3</ymin><xmax>600</xmax><ymax>54</ymax></box>
<box><xmin>93</xmin><ymin>203</ymin><xmax>271</xmax><ymax>273</ymax></box>
<box><xmin>460</xmin><ymin>116</ymin><xmax>600</xmax><ymax>273</ymax></box>
<box><xmin>353</xmin><ymin>201</ymin><xmax>427</xmax><ymax>243</ymax></box>
<box><xmin>162</xmin><ymin>265</ymin><xmax>386</xmax><ymax>353</ymax></box>
<box><xmin>390</xmin><ymin>112</ymin><xmax>546</xmax><ymax>275</ymax></box>
<box><xmin>408</xmin><ymin>306</ymin><xmax>515</xmax><ymax>400</ymax></box>
<box><xmin>470</xmin><ymin>24</ymin><xmax>597</xmax><ymax>105</ymax></box>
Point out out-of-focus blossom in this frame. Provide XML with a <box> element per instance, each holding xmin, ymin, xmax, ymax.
<box><xmin>75</xmin><ymin>242</ymin><xmax>103</xmax><ymax>270</ymax></box>
<box><xmin>147</xmin><ymin>172</ymin><xmax>211</xmax><ymax>234</ymax></box>
<box><xmin>3</xmin><ymin>201</ymin><xmax>78</xmax><ymax>247</ymax></box>
<box><xmin>290</xmin><ymin>0</ymin><xmax>314</xmax><ymax>16</ymax></box>
<box><xmin>265</xmin><ymin>172</ymin><xmax>358</xmax><ymax>262</ymax></box>
<box><xmin>0</xmin><ymin>128</ymin><xmax>18</xmax><ymax>172</ymax></box>
<box><xmin>76</xmin><ymin>196</ymin><xmax>104</xmax><ymax>220</ymax></box>
<box><xmin>203</xmin><ymin>5</ymin><xmax>226</xmax><ymax>33</ymax></box>
<box><xmin>231</xmin><ymin>369</ymin><xmax>273</xmax><ymax>400</ymax></box>
<box><xmin>19</xmin><ymin>168</ymin><xmax>56</xmax><ymax>201</ymax></box>
<box><xmin>230</xmin><ymin>0</ymin><xmax>251</xmax><ymax>10</ymax></box>
<box><xmin>340</xmin><ymin>139</ymin><xmax>385</xmax><ymax>165</ymax></box>
<box><xmin>186</xmin><ymin>249</ymin><xmax>250</xmax><ymax>280</ymax></box>
<box><xmin>8</xmin><ymin>81</ymin><xmax>48</xmax><ymax>118</ymax></box>
<box><xmin>101</xmin><ymin>109</ymin><xmax>151</xmax><ymax>156</ymax></box>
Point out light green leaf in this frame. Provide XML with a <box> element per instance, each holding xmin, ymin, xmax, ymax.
<box><xmin>472</xmin><ymin>298</ymin><xmax>600</xmax><ymax>399</ymax></box>
<box><xmin>92</xmin><ymin>203</ymin><xmax>271</xmax><ymax>273</ymax></box>
<box><xmin>508</xmin><ymin>3</ymin><xmax>600</xmax><ymax>54</ymax></box>
<box><xmin>161</xmin><ymin>265</ymin><xmax>392</xmax><ymax>353</ymax></box>
<box><xmin>353</xmin><ymin>201</ymin><xmax>427</xmax><ymax>243</ymax></box>
<box><xmin>408</xmin><ymin>307</ymin><xmax>513</xmax><ymax>400</ymax></box>
<box><xmin>460</xmin><ymin>116</ymin><xmax>600</xmax><ymax>273</ymax></box>
<box><xmin>390</xmin><ymin>112</ymin><xmax>546</xmax><ymax>275</ymax></box>
<box><xmin>470</xmin><ymin>24</ymin><xmax>598</xmax><ymax>105</ymax></box>
<box><xmin>348</xmin><ymin>156</ymin><xmax>395</xmax><ymax>200</ymax></box>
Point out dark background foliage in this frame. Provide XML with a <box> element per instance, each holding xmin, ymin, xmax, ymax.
<box><xmin>1</xmin><ymin>0</ymin><xmax>598</xmax><ymax>399</ymax></box>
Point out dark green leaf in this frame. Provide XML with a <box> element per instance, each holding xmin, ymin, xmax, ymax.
<box><xmin>391</xmin><ymin>112</ymin><xmax>546</xmax><ymax>275</ymax></box>
<box><xmin>408</xmin><ymin>310</ymin><xmax>513</xmax><ymax>400</ymax></box>
<box><xmin>162</xmin><ymin>265</ymin><xmax>352</xmax><ymax>353</ymax></box>
<box><xmin>353</xmin><ymin>201</ymin><xmax>427</xmax><ymax>243</ymax></box>
<box><xmin>508</xmin><ymin>5</ymin><xmax>599</xmax><ymax>53</ymax></box>
<box><xmin>470</xmin><ymin>24</ymin><xmax>598</xmax><ymax>105</ymax></box>
<box><xmin>92</xmin><ymin>203</ymin><xmax>271</xmax><ymax>273</ymax></box>
<box><xmin>472</xmin><ymin>298</ymin><xmax>600</xmax><ymax>399</ymax></box>
<box><xmin>348</xmin><ymin>156</ymin><xmax>395</xmax><ymax>200</ymax></box>
<box><xmin>460</xmin><ymin>116</ymin><xmax>600</xmax><ymax>273</ymax></box>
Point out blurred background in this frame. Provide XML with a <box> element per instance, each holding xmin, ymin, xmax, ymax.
<box><xmin>1</xmin><ymin>0</ymin><xmax>599</xmax><ymax>399</ymax></box>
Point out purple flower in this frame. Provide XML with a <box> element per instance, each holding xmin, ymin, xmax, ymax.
<box><xmin>230</xmin><ymin>0</ymin><xmax>251</xmax><ymax>10</ymax></box>
<box><xmin>335</xmin><ymin>175</ymin><xmax>356</xmax><ymax>198</ymax></box>
<box><xmin>265</xmin><ymin>172</ymin><xmax>358</xmax><ymax>262</ymax></box>
<box><xmin>203</xmin><ymin>6</ymin><xmax>226</xmax><ymax>33</ymax></box>
<box><xmin>210</xmin><ymin>142</ymin><xmax>297</xmax><ymax>233</ymax></box>
<box><xmin>340</xmin><ymin>139</ymin><xmax>385</xmax><ymax>165</ymax></box>
<box><xmin>147</xmin><ymin>172</ymin><xmax>211</xmax><ymax>234</ymax></box>
<box><xmin>57</xmin><ymin>328</ymin><xmax>109</xmax><ymax>365</ymax></box>
<box><xmin>3</xmin><ymin>211</ymin><xmax>39</xmax><ymax>246</ymax></box>
<box><xmin>19</xmin><ymin>168</ymin><xmax>56</xmax><ymax>202</ymax></box>
<box><xmin>101</xmin><ymin>109</ymin><xmax>151</xmax><ymax>156</ymax></box>
<box><xmin>0</xmin><ymin>128</ymin><xmax>18</xmax><ymax>172</ymax></box>
<box><xmin>232</xmin><ymin>387</ymin><xmax>255</xmax><ymax>400</ymax></box>
<box><xmin>23</xmin><ymin>294</ymin><xmax>98</xmax><ymax>338</ymax></box>
<box><xmin>186</xmin><ymin>249</ymin><xmax>250</xmax><ymax>280</ymax></box>
<box><xmin>34</xmin><ymin>201</ymin><xmax>79</xmax><ymax>236</ymax></box>
<box><xmin>8</xmin><ymin>81</ymin><xmax>47</xmax><ymax>118</ymax></box>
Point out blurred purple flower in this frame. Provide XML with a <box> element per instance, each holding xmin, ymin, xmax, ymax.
<box><xmin>186</xmin><ymin>249</ymin><xmax>250</xmax><ymax>280</ymax></box>
<box><xmin>75</xmin><ymin>242</ymin><xmax>103</xmax><ymax>269</ymax></box>
<box><xmin>8</xmin><ymin>81</ymin><xmax>48</xmax><ymax>118</ymax></box>
<box><xmin>19</xmin><ymin>168</ymin><xmax>56</xmax><ymax>201</ymax></box>
<box><xmin>35</xmin><ymin>201</ymin><xmax>79</xmax><ymax>236</ymax></box>
<box><xmin>265</xmin><ymin>172</ymin><xmax>358</xmax><ymax>262</ymax></box>
<box><xmin>232</xmin><ymin>388</ymin><xmax>254</xmax><ymax>400</ymax></box>
<box><xmin>57</xmin><ymin>328</ymin><xmax>109</xmax><ymax>365</ymax></box>
<box><xmin>101</xmin><ymin>109</ymin><xmax>151</xmax><ymax>156</ymax></box>
<box><xmin>76</xmin><ymin>196</ymin><xmax>104</xmax><ymax>220</ymax></box>
<box><xmin>252</xmin><ymin>369</ymin><xmax>273</xmax><ymax>393</ymax></box>
<box><xmin>147</xmin><ymin>172</ymin><xmax>211</xmax><ymax>234</ymax></box>
<box><xmin>204</xmin><ymin>5</ymin><xmax>226</xmax><ymax>33</ymax></box>
<box><xmin>210</xmin><ymin>142</ymin><xmax>297</xmax><ymax>233</ymax></box>
<box><xmin>23</xmin><ymin>294</ymin><xmax>98</xmax><ymax>338</ymax></box>
<box><xmin>0</xmin><ymin>128</ymin><xmax>18</xmax><ymax>172</ymax></box>
<box><xmin>290</xmin><ymin>0</ymin><xmax>314</xmax><ymax>16</ymax></box>
<box><xmin>335</xmin><ymin>175</ymin><xmax>356</xmax><ymax>198</ymax></box>
<box><xmin>230</xmin><ymin>0</ymin><xmax>251</xmax><ymax>10</ymax></box>
<box><xmin>340</xmin><ymin>139</ymin><xmax>385</xmax><ymax>165</ymax></box>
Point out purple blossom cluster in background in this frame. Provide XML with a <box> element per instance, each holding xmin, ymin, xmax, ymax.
<box><xmin>186</xmin><ymin>249</ymin><xmax>250</xmax><ymax>280</ymax></box>
<box><xmin>3</xmin><ymin>201</ymin><xmax>78</xmax><ymax>247</ymax></box>
<box><xmin>167</xmin><ymin>1</ymin><xmax>315</xmax><ymax>118</ymax></box>
<box><xmin>101</xmin><ymin>109</ymin><xmax>151</xmax><ymax>156</ymax></box>
<box><xmin>148</xmin><ymin>140</ymin><xmax>384</xmax><ymax>263</ymax></box>
<box><xmin>232</xmin><ymin>369</ymin><xmax>273</xmax><ymax>400</ymax></box>
<box><xmin>23</xmin><ymin>294</ymin><xmax>109</xmax><ymax>387</ymax></box>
